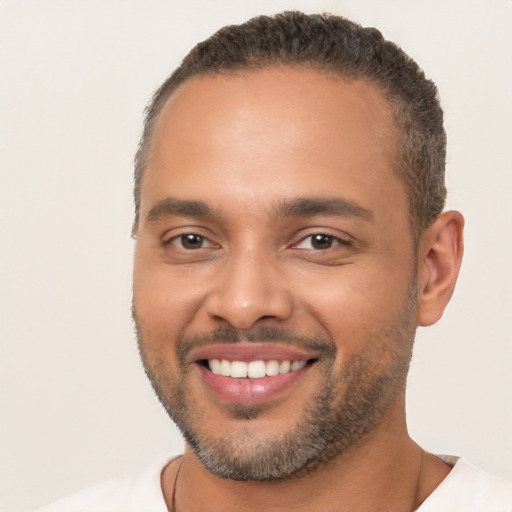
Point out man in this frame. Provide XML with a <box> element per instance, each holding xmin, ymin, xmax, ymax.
<box><xmin>38</xmin><ymin>11</ymin><xmax>512</xmax><ymax>512</ymax></box>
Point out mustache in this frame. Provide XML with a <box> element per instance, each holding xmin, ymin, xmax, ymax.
<box><xmin>176</xmin><ymin>326</ymin><xmax>336</xmax><ymax>366</ymax></box>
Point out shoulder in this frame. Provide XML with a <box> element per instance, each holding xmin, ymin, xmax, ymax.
<box><xmin>33</xmin><ymin>457</ymin><xmax>174</xmax><ymax>512</ymax></box>
<box><xmin>419</xmin><ymin>455</ymin><xmax>512</xmax><ymax>511</ymax></box>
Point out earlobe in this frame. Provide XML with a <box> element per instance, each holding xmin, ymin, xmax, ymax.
<box><xmin>417</xmin><ymin>211</ymin><xmax>464</xmax><ymax>327</ymax></box>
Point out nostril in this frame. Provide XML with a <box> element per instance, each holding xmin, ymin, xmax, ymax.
<box><xmin>204</xmin><ymin>286</ymin><xmax>293</xmax><ymax>330</ymax></box>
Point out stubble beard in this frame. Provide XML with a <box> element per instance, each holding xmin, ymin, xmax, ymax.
<box><xmin>134</xmin><ymin>283</ymin><xmax>417</xmax><ymax>482</ymax></box>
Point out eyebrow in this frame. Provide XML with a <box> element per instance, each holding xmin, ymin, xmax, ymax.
<box><xmin>145</xmin><ymin>195</ymin><xmax>373</xmax><ymax>225</ymax></box>
<box><xmin>272</xmin><ymin>197</ymin><xmax>374</xmax><ymax>222</ymax></box>
<box><xmin>146</xmin><ymin>197</ymin><xmax>219</xmax><ymax>223</ymax></box>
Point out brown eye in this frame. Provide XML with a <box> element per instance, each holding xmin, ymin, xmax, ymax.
<box><xmin>291</xmin><ymin>231</ymin><xmax>353</xmax><ymax>252</ymax></box>
<box><xmin>178</xmin><ymin>234</ymin><xmax>206</xmax><ymax>249</ymax></box>
<box><xmin>294</xmin><ymin>233</ymin><xmax>339</xmax><ymax>250</ymax></box>
<box><xmin>310</xmin><ymin>234</ymin><xmax>334</xmax><ymax>250</ymax></box>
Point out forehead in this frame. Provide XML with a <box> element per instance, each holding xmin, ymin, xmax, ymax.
<box><xmin>141</xmin><ymin>67</ymin><xmax>405</xmax><ymax>223</ymax></box>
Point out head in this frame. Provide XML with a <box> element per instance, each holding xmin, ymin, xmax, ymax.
<box><xmin>133</xmin><ymin>11</ymin><xmax>447</xmax><ymax>239</ymax></box>
<box><xmin>132</xmin><ymin>12</ymin><xmax>463</xmax><ymax>482</ymax></box>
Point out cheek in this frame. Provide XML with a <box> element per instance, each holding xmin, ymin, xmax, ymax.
<box><xmin>292</xmin><ymin>263</ymin><xmax>413</xmax><ymax>352</ymax></box>
<box><xmin>133</xmin><ymin>259</ymin><xmax>206</xmax><ymax>348</ymax></box>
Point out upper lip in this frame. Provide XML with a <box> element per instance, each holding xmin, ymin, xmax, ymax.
<box><xmin>191</xmin><ymin>343</ymin><xmax>316</xmax><ymax>363</ymax></box>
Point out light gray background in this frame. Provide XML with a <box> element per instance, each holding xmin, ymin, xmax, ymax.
<box><xmin>1</xmin><ymin>1</ymin><xmax>511</xmax><ymax>510</ymax></box>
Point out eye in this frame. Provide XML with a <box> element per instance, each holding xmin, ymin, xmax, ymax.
<box><xmin>169</xmin><ymin>233</ymin><xmax>213</xmax><ymax>250</ymax></box>
<box><xmin>293</xmin><ymin>233</ymin><xmax>346</xmax><ymax>250</ymax></box>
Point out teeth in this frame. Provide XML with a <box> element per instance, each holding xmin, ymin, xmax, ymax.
<box><xmin>220</xmin><ymin>359</ymin><xmax>231</xmax><ymax>377</ymax></box>
<box><xmin>291</xmin><ymin>360</ymin><xmax>306</xmax><ymax>371</ymax></box>
<box><xmin>210</xmin><ymin>359</ymin><xmax>221</xmax><ymax>374</ymax></box>
<box><xmin>230</xmin><ymin>361</ymin><xmax>248</xmax><ymax>378</ymax></box>
<box><xmin>279</xmin><ymin>360</ymin><xmax>291</xmax><ymax>374</ymax></box>
<box><xmin>208</xmin><ymin>359</ymin><xmax>308</xmax><ymax>378</ymax></box>
<box><xmin>266</xmin><ymin>360</ymin><xmax>280</xmax><ymax>376</ymax></box>
<box><xmin>248</xmin><ymin>360</ymin><xmax>266</xmax><ymax>378</ymax></box>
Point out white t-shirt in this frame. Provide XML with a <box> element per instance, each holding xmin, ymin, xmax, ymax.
<box><xmin>417</xmin><ymin>455</ymin><xmax>512</xmax><ymax>511</ymax></box>
<box><xmin>35</xmin><ymin>455</ymin><xmax>512</xmax><ymax>511</ymax></box>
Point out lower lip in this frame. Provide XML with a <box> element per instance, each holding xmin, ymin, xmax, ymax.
<box><xmin>198</xmin><ymin>364</ymin><xmax>312</xmax><ymax>405</ymax></box>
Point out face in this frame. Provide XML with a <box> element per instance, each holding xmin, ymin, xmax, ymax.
<box><xmin>133</xmin><ymin>68</ymin><xmax>418</xmax><ymax>481</ymax></box>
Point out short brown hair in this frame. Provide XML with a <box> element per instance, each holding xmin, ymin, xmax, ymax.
<box><xmin>133</xmin><ymin>11</ymin><xmax>446</xmax><ymax>235</ymax></box>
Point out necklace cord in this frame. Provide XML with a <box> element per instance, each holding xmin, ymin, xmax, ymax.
<box><xmin>170</xmin><ymin>458</ymin><xmax>183</xmax><ymax>512</ymax></box>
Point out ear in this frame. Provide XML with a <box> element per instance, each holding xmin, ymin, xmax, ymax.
<box><xmin>417</xmin><ymin>211</ymin><xmax>464</xmax><ymax>327</ymax></box>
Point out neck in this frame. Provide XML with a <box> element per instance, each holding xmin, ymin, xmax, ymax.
<box><xmin>162</xmin><ymin>410</ymin><xmax>448</xmax><ymax>512</ymax></box>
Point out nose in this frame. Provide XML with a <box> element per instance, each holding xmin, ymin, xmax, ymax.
<box><xmin>204</xmin><ymin>249</ymin><xmax>293</xmax><ymax>330</ymax></box>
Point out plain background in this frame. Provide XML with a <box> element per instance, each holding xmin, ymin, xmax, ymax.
<box><xmin>1</xmin><ymin>0</ymin><xmax>511</xmax><ymax>510</ymax></box>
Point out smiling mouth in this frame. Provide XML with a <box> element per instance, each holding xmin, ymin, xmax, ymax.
<box><xmin>199</xmin><ymin>358</ymin><xmax>317</xmax><ymax>379</ymax></box>
<box><xmin>193</xmin><ymin>345</ymin><xmax>320</xmax><ymax>405</ymax></box>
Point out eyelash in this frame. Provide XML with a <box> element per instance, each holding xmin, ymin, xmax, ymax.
<box><xmin>165</xmin><ymin>232</ymin><xmax>350</xmax><ymax>251</ymax></box>
<box><xmin>291</xmin><ymin>233</ymin><xmax>351</xmax><ymax>251</ymax></box>
<box><xmin>166</xmin><ymin>233</ymin><xmax>216</xmax><ymax>250</ymax></box>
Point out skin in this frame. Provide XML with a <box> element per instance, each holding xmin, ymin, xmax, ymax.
<box><xmin>133</xmin><ymin>68</ymin><xmax>464</xmax><ymax>511</ymax></box>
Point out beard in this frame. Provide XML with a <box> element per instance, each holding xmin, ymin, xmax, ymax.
<box><xmin>134</xmin><ymin>282</ymin><xmax>417</xmax><ymax>482</ymax></box>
